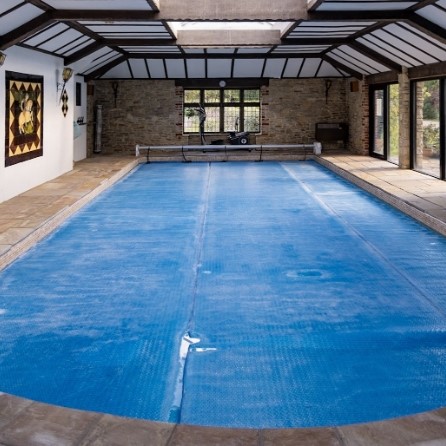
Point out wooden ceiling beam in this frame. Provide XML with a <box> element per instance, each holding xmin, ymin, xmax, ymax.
<box><xmin>0</xmin><ymin>12</ymin><xmax>54</xmax><ymax>50</ymax></box>
<box><xmin>349</xmin><ymin>41</ymin><xmax>401</xmax><ymax>72</ymax></box>
<box><xmin>84</xmin><ymin>55</ymin><xmax>127</xmax><ymax>81</ymax></box>
<box><xmin>322</xmin><ymin>54</ymin><xmax>363</xmax><ymax>79</ymax></box>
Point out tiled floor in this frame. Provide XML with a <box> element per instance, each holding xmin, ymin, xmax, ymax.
<box><xmin>1</xmin><ymin>152</ymin><xmax>446</xmax><ymax>445</ymax></box>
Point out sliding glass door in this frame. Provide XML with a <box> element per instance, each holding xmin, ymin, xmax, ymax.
<box><xmin>370</xmin><ymin>84</ymin><xmax>399</xmax><ymax>163</ymax></box>
<box><xmin>413</xmin><ymin>80</ymin><xmax>441</xmax><ymax>178</ymax></box>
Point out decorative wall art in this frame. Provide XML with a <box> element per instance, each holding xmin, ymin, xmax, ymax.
<box><xmin>5</xmin><ymin>71</ymin><xmax>43</xmax><ymax>167</ymax></box>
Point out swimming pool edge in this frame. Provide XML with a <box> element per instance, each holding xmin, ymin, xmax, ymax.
<box><xmin>1</xmin><ymin>392</ymin><xmax>446</xmax><ymax>445</ymax></box>
<box><xmin>0</xmin><ymin>159</ymin><xmax>139</xmax><ymax>272</ymax></box>
<box><xmin>314</xmin><ymin>155</ymin><xmax>446</xmax><ymax>237</ymax></box>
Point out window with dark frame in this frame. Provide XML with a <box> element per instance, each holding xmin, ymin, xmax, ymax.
<box><xmin>183</xmin><ymin>88</ymin><xmax>260</xmax><ymax>134</ymax></box>
<box><xmin>76</xmin><ymin>82</ymin><xmax>82</xmax><ymax>106</ymax></box>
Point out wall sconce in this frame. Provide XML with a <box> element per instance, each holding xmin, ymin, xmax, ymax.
<box><xmin>57</xmin><ymin>67</ymin><xmax>73</xmax><ymax>116</ymax></box>
<box><xmin>57</xmin><ymin>67</ymin><xmax>73</xmax><ymax>99</ymax></box>
<box><xmin>0</xmin><ymin>52</ymin><xmax>6</xmax><ymax>67</ymax></box>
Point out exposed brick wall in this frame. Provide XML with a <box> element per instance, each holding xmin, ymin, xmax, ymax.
<box><xmin>87</xmin><ymin>80</ymin><xmax>187</xmax><ymax>156</ymax></box>
<box><xmin>257</xmin><ymin>79</ymin><xmax>349</xmax><ymax>150</ymax></box>
<box><xmin>87</xmin><ymin>78</ymin><xmax>352</xmax><ymax>155</ymax></box>
<box><xmin>347</xmin><ymin>79</ymin><xmax>369</xmax><ymax>155</ymax></box>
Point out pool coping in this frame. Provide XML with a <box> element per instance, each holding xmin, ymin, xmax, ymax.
<box><xmin>315</xmin><ymin>155</ymin><xmax>446</xmax><ymax>237</ymax></box>
<box><xmin>1</xmin><ymin>153</ymin><xmax>446</xmax><ymax>445</ymax></box>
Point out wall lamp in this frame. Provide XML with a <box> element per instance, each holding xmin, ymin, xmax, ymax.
<box><xmin>0</xmin><ymin>52</ymin><xmax>6</xmax><ymax>67</ymax></box>
<box><xmin>57</xmin><ymin>67</ymin><xmax>73</xmax><ymax>101</ymax></box>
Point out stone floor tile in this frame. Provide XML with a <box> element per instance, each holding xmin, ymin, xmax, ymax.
<box><xmin>168</xmin><ymin>424</ymin><xmax>260</xmax><ymax>446</ymax></box>
<box><xmin>338</xmin><ymin>411</ymin><xmax>446</xmax><ymax>446</ymax></box>
<box><xmin>0</xmin><ymin>227</ymin><xmax>34</xmax><ymax>245</ymax></box>
<box><xmin>262</xmin><ymin>427</ymin><xmax>342</xmax><ymax>446</ymax></box>
<box><xmin>0</xmin><ymin>245</ymin><xmax>10</xmax><ymax>256</ymax></box>
<box><xmin>0</xmin><ymin>401</ymin><xmax>102</xmax><ymax>446</ymax></box>
<box><xmin>428</xmin><ymin>209</ymin><xmax>446</xmax><ymax>220</ymax></box>
<box><xmin>79</xmin><ymin>415</ymin><xmax>175</xmax><ymax>446</ymax></box>
<box><xmin>0</xmin><ymin>393</ymin><xmax>33</xmax><ymax>429</ymax></box>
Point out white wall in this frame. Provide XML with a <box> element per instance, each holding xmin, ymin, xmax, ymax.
<box><xmin>0</xmin><ymin>46</ymin><xmax>76</xmax><ymax>203</ymax></box>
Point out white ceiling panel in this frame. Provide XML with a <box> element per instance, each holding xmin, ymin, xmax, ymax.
<box><xmin>207</xmin><ymin>59</ymin><xmax>232</xmax><ymax>78</ymax></box>
<box><xmin>317</xmin><ymin>61</ymin><xmax>344</xmax><ymax>77</ymax></box>
<box><xmin>237</xmin><ymin>48</ymin><xmax>271</xmax><ymax>54</ymax></box>
<box><xmin>60</xmin><ymin>36</ymin><xmax>95</xmax><ymax>57</ymax></box>
<box><xmin>120</xmin><ymin>46</ymin><xmax>180</xmax><ymax>53</ymax></box>
<box><xmin>233</xmin><ymin>59</ymin><xmax>265</xmax><ymax>77</ymax></box>
<box><xmin>128</xmin><ymin>59</ymin><xmax>149</xmax><ymax>78</ymax></box>
<box><xmin>71</xmin><ymin>48</ymin><xmax>121</xmax><ymax>75</ymax></box>
<box><xmin>416</xmin><ymin>5</ymin><xmax>446</xmax><ymax>28</ymax></box>
<box><xmin>146</xmin><ymin>59</ymin><xmax>167</xmax><ymax>78</ymax></box>
<box><xmin>282</xmin><ymin>59</ymin><xmax>304</xmax><ymax>77</ymax></box>
<box><xmin>263</xmin><ymin>59</ymin><xmax>287</xmax><ymax>78</ymax></box>
<box><xmin>298</xmin><ymin>58</ymin><xmax>322</xmax><ymax>77</ymax></box>
<box><xmin>288</xmin><ymin>21</ymin><xmax>376</xmax><ymax>38</ymax></box>
<box><xmin>85</xmin><ymin>25</ymin><xmax>167</xmax><ymax>34</ymax></box>
<box><xmin>273</xmin><ymin>45</ymin><xmax>330</xmax><ymax>54</ymax></box>
<box><xmin>372</xmin><ymin>28</ymin><xmax>439</xmax><ymax>65</ymax></box>
<box><xmin>357</xmin><ymin>35</ymin><xmax>418</xmax><ymax>67</ymax></box>
<box><xmin>0</xmin><ymin>0</ymin><xmax>21</xmax><ymax>15</ymax></box>
<box><xmin>44</xmin><ymin>0</ymin><xmax>155</xmax><ymax>11</ymax></box>
<box><xmin>23</xmin><ymin>23</ymin><xmax>70</xmax><ymax>47</ymax></box>
<box><xmin>37</xmin><ymin>29</ymin><xmax>87</xmax><ymax>54</ymax></box>
<box><xmin>186</xmin><ymin>59</ymin><xmax>206</xmax><ymax>77</ymax></box>
<box><xmin>0</xmin><ymin>3</ymin><xmax>43</xmax><ymax>34</ymax></box>
<box><xmin>165</xmin><ymin>59</ymin><xmax>186</xmax><ymax>78</ymax></box>
<box><xmin>101</xmin><ymin>61</ymin><xmax>132</xmax><ymax>78</ymax></box>
<box><xmin>313</xmin><ymin>1</ymin><xmax>417</xmax><ymax>12</ymax></box>
<box><xmin>333</xmin><ymin>45</ymin><xmax>389</xmax><ymax>72</ymax></box>
<box><xmin>385</xmin><ymin>23</ymin><xmax>446</xmax><ymax>62</ymax></box>
<box><xmin>330</xmin><ymin>47</ymin><xmax>384</xmax><ymax>74</ymax></box>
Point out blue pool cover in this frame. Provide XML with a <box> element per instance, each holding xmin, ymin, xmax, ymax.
<box><xmin>1</xmin><ymin>161</ymin><xmax>446</xmax><ymax>428</ymax></box>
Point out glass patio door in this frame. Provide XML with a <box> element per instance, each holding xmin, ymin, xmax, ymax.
<box><xmin>370</xmin><ymin>84</ymin><xmax>399</xmax><ymax>164</ymax></box>
<box><xmin>371</xmin><ymin>88</ymin><xmax>385</xmax><ymax>157</ymax></box>
<box><xmin>413</xmin><ymin>80</ymin><xmax>441</xmax><ymax>178</ymax></box>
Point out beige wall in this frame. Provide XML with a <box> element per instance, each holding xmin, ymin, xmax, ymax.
<box><xmin>87</xmin><ymin>78</ymin><xmax>354</xmax><ymax>156</ymax></box>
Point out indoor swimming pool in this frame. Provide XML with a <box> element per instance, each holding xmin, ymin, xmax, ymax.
<box><xmin>1</xmin><ymin>161</ymin><xmax>446</xmax><ymax>429</ymax></box>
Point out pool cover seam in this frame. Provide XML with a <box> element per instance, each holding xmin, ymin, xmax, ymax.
<box><xmin>174</xmin><ymin>162</ymin><xmax>212</xmax><ymax>424</ymax></box>
<box><xmin>281</xmin><ymin>162</ymin><xmax>446</xmax><ymax>322</ymax></box>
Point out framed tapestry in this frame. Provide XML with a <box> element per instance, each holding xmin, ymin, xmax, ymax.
<box><xmin>5</xmin><ymin>71</ymin><xmax>43</xmax><ymax>167</ymax></box>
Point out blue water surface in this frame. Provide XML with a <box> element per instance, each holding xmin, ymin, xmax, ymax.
<box><xmin>1</xmin><ymin>161</ymin><xmax>446</xmax><ymax>428</ymax></box>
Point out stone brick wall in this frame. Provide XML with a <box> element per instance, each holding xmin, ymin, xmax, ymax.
<box><xmin>87</xmin><ymin>78</ymin><xmax>352</xmax><ymax>155</ymax></box>
<box><xmin>257</xmin><ymin>78</ymin><xmax>349</xmax><ymax>150</ymax></box>
<box><xmin>87</xmin><ymin>80</ymin><xmax>187</xmax><ymax>156</ymax></box>
<box><xmin>347</xmin><ymin>79</ymin><xmax>369</xmax><ymax>155</ymax></box>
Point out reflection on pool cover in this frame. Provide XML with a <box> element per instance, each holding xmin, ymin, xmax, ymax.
<box><xmin>1</xmin><ymin>161</ymin><xmax>446</xmax><ymax>428</ymax></box>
